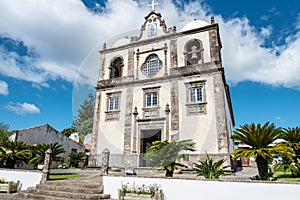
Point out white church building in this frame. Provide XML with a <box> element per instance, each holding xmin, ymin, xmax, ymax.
<box><xmin>89</xmin><ymin>3</ymin><xmax>235</xmax><ymax>168</ymax></box>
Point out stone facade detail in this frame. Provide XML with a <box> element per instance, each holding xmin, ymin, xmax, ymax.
<box><xmin>170</xmin><ymin>39</ymin><xmax>178</xmax><ymax>68</ymax></box>
<box><xmin>170</xmin><ymin>80</ymin><xmax>179</xmax><ymax>131</ymax></box>
<box><xmin>213</xmin><ymin>73</ymin><xmax>229</xmax><ymax>154</ymax></box>
<box><xmin>124</xmin><ymin>87</ymin><xmax>133</xmax><ymax>154</ymax></box>
<box><xmin>90</xmin><ymin>91</ymin><xmax>101</xmax><ymax>166</ymax></box>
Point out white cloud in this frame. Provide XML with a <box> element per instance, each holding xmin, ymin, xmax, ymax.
<box><xmin>5</xmin><ymin>102</ymin><xmax>40</xmax><ymax>115</ymax></box>
<box><xmin>275</xmin><ymin>116</ymin><xmax>285</xmax><ymax>124</ymax></box>
<box><xmin>0</xmin><ymin>80</ymin><xmax>9</xmax><ymax>96</ymax></box>
<box><xmin>0</xmin><ymin>0</ymin><xmax>300</xmax><ymax>89</ymax></box>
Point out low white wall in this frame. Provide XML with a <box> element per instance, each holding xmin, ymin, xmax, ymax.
<box><xmin>103</xmin><ymin>176</ymin><xmax>300</xmax><ymax>200</ymax></box>
<box><xmin>0</xmin><ymin>169</ymin><xmax>43</xmax><ymax>190</ymax></box>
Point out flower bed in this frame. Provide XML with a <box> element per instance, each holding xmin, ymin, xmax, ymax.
<box><xmin>118</xmin><ymin>183</ymin><xmax>163</xmax><ymax>200</ymax></box>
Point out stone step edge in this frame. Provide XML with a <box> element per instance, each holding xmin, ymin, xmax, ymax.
<box><xmin>36</xmin><ymin>184</ymin><xmax>104</xmax><ymax>194</ymax></box>
<box><xmin>19</xmin><ymin>191</ymin><xmax>78</xmax><ymax>200</ymax></box>
<box><xmin>44</xmin><ymin>181</ymin><xmax>103</xmax><ymax>188</ymax></box>
<box><xmin>24</xmin><ymin>188</ymin><xmax>111</xmax><ymax>199</ymax></box>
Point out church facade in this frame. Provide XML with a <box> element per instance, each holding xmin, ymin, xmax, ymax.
<box><xmin>89</xmin><ymin>9</ymin><xmax>235</xmax><ymax>167</ymax></box>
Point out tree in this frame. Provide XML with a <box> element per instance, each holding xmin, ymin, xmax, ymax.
<box><xmin>0</xmin><ymin>122</ymin><xmax>10</xmax><ymax>144</ymax></box>
<box><xmin>68</xmin><ymin>152</ymin><xmax>87</xmax><ymax>168</ymax></box>
<box><xmin>144</xmin><ymin>140</ymin><xmax>196</xmax><ymax>177</ymax></box>
<box><xmin>73</xmin><ymin>92</ymin><xmax>94</xmax><ymax>136</ymax></box>
<box><xmin>281</xmin><ymin>127</ymin><xmax>300</xmax><ymax>159</ymax></box>
<box><xmin>231</xmin><ymin>122</ymin><xmax>294</xmax><ymax>180</ymax></box>
<box><xmin>76</xmin><ymin>118</ymin><xmax>93</xmax><ymax>137</ymax></box>
<box><xmin>0</xmin><ymin>141</ymin><xmax>31</xmax><ymax>168</ymax></box>
<box><xmin>61</xmin><ymin>127</ymin><xmax>77</xmax><ymax>137</ymax></box>
<box><xmin>29</xmin><ymin>142</ymin><xmax>66</xmax><ymax>167</ymax></box>
<box><xmin>273</xmin><ymin>127</ymin><xmax>300</xmax><ymax>177</ymax></box>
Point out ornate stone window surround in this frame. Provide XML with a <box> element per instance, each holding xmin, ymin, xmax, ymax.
<box><xmin>142</xmin><ymin>86</ymin><xmax>161</xmax><ymax>118</ymax></box>
<box><xmin>105</xmin><ymin>91</ymin><xmax>121</xmax><ymax>121</ymax></box>
<box><xmin>183</xmin><ymin>39</ymin><xmax>204</xmax><ymax>66</ymax></box>
<box><xmin>141</xmin><ymin>54</ymin><xmax>163</xmax><ymax>78</ymax></box>
<box><xmin>185</xmin><ymin>81</ymin><xmax>207</xmax><ymax>115</ymax></box>
<box><xmin>109</xmin><ymin>56</ymin><xmax>124</xmax><ymax>79</ymax></box>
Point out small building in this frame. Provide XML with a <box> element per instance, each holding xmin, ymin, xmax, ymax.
<box><xmin>11</xmin><ymin>124</ymin><xmax>85</xmax><ymax>165</ymax></box>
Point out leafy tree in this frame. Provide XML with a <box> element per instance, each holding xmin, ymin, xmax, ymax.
<box><xmin>0</xmin><ymin>141</ymin><xmax>31</xmax><ymax>168</ymax></box>
<box><xmin>29</xmin><ymin>142</ymin><xmax>66</xmax><ymax>167</ymax></box>
<box><xmin>73</xmin><ymin>92</ymin><xmax>94</xmax><ymax>136</ymax></box>
<box><xmin>0</xmin><ymin>122</ymin><xmax>10</xmax><ymax>144</ymax></box>
<box><xmin>144</xmin><ymin>139</ymin><xmax>196</xmax><ymax>177</ymax></box>
<box><xmin>77</xmin><ymin>118</ymin><xmax>93</xmax><ymax>137</ymax></box>
<box><xmin>193</xmin><ymin>153</ymin><xmax>229</xmax><ymax>179</ymax></box>
<box><xmin>68</xmin><ymin>152</ymin><xmax>87</xmax><ymax>168</ymax></box>
<box><xmin>231</xmin><ymin>122</ymin><xmax>294</xmax><ymax>180</ymax></box>
<box><xmin>61</xmin><ymin>127</ymin><xmax>77</xmax><ymax>137</ymax></box>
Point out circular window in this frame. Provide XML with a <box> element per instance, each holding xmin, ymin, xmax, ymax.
<box><xmin>141</xmin><ymin>55</ymin><xmax>162</xmax><ymax>78</ymax></box>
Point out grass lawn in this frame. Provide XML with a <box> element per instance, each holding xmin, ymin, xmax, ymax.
<box><xmin>49</xmin><ymin>173</ymin><xmax>87</xmax><ymax>180</ymax></box>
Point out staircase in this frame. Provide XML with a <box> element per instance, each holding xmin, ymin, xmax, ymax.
<box><xmin>19</xmin><ymin>175</ymin><xmax>111</xmax><ymax>200</ymax></box>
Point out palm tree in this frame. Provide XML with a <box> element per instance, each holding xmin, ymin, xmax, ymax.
<box><xmin>281</xmin><ymin>127</ymin><xmax>300</xmax><ymax>159</ymax></box>
<box><xmin>273</xmin><ymin>127</ymin><xmax>300</xmax><ymax>177</ymax></box>
<box><xmin>231</xmin><ymin>122</ymin><xmax>293</xmax><ymax>180</ymax></box>
<box><xmin>68</xmin><ymin>152</ymin><xmax>87</xmax><ymax>168</ymax></box>
<box><xmin>0</xmin><ymin>141</ymin><xmax>31</xmax><ymax>168</ymax></box>
<box><xmin>193</xmin><ymin>153</ymin><xmax>229</xmax><ymax>179</ymax></box>
<box><xmin>144</xmin><ymin>139</ymin><xmax>196</xmax><ymax>177</ymax></box>
<box><xmin>29</xmin><ymin>142</ymin><xmax>66</xmax><ymax>168</ymax></box>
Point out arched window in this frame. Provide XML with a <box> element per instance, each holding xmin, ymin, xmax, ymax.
<box><xmin>141</xmin><ymin>54</ymin><xmax>162</xmax><ymax>78</ymax></box>
<box><xmin>184</xmin><ymin>39</ymin><xmax>203</xmax><ymax>65</ymax></box>
<box><xmin>109</xmin><ymin>57</ymin><xmax>123</xmax><ymax>78</ymax></box>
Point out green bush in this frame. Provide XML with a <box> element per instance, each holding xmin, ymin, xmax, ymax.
<box><xmin>193</xmin><ymin>153</ymin><xmax>228</xmax><ymax>179</ymax></box>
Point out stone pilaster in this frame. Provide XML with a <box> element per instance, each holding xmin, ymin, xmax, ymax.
<box><xmin>89</xmin><ymin>91</ymin><xmax>101</xmax><ymax>166</ymax></box>
<box><xmin>209</xmin><ymin>27</ymin><xmax>221</xmax><ymax>62</ymax></box>
<box><xmin>136</xmin><ymin>49</ymin><xmax>140</xmax><ymax>80</ymax></box>
<box><xmin>123</xmin><ymin>87</ymin><xmax>133</xmax><ymax>166</ymax></box>
<box><xmin>164</xmin><ymin>43</ymin><xmax>168</xmax><ymax>76</ymax></box>
<box><xmin>99</xmin><ymin>52</ymin><xmax>106</xmax><ymax>80</ymax></box>
<box><xmin>170</xmin><ymin>80</ymin><xmax>179</xmax><ymax>132</ymax></box>
<box><xmin>170</xmin><ymin>39</ymin><xmax>178</xmax><ymax>68</ymax></box>
<box><xmin>128</xmin><ymin>48</ymin><xmax>134</xmax><ymax>76</ymax></box>
<box><xmin>213</xmin><ymin>73</ymin><xmax>229</xmax><ymax>154</ymax></box>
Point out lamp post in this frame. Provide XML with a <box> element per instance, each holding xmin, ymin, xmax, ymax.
<box><xmin>165</xmin><ymin>103</ymin><xmax>170</xmax><ymax>141</ymax></box>
<box><xmin>132</xmin><ymin>106</ymin><xmax>138</xmax><ymax>153</ymax></box>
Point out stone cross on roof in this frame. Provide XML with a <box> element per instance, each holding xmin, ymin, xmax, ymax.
<box><xmin>148</xmin><ymin>0</ymin><xmax>158</xmax><ymax>12</ymax></box>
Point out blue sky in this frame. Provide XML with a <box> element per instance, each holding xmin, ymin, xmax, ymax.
<box><xmin>0</xmin><ymin>0</ymin><xmax>300</xmax><ymax>131</ymax></box>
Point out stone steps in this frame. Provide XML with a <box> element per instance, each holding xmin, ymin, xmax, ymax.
<box><xmin>18</xmin><ymin>175</ymin><xmax>111</xmax><ymax>200</ymax></box>
<box><xmin>36</xmin><ymin>184</ymin><xmax>104</xmax><ymax>194</ymax></box>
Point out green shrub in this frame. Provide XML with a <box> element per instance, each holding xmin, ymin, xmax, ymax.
<box><xmin>193</xmin><ymin>153</ymin><xmax>228</xmax><ymax>179</ymax></box>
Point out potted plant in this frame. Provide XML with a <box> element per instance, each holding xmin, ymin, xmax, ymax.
<box><xmin>0</xmin><ymin>178</ymin><xmax>20</xmax><ymax>194</ymax></box>
<box><xmin>118</xmin><ymin>183</ymin><xmax>163</xmax><ymax>200</ymax></box>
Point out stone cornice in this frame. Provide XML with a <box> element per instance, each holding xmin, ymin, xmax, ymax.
<box><xmin>99</xmin><ymin>23</ymin><xmax>219</xmax><ymax>54</ymax></box>
<box><xmin>95</xmin><ymin>62</ymin><xmax>223</xmax><ymax>90</ymax></box>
